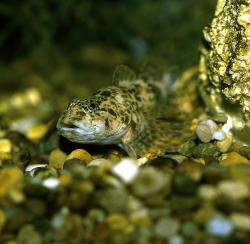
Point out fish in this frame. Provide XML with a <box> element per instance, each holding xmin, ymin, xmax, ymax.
<box><xmin>57</xmin><ymin>65</ymin><xmax>192</xmax><ymax>158</ymax></box>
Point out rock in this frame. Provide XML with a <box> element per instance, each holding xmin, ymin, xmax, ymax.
<box><xmin>221</xmin><ymin>152</ymin><xmax>250</xmax><ymax>166</ymax></box>
<box><xmin>230</xmin><ymin>212</ymin><xmax>250</xmax><ymax>231</ymax></box>
<box><xmin>0</xmin><ymin>209</ymin><xmax>6</xmax><ymax>232</ymax></box>
<box><xmin>181</xmin><ymin>221</ymin><xmax>199</xmax><ymax>237</ymax></box>
<box><xmin>88</xmin><ymin>158</ymin><xmax>113</xmax><ymax>169</ymax></box>
<box><xmin>26</xmin><ymin>124</ymin><xmax>48</xmax><ymax>141</ymax></box>
<box><xmin>177</xmin><ymin>159</ymin><xmax>203</xmax><ymax>181</ymax></box>
<box><xmin>0</xmin><ymin>139</ymin><xmax>12</xmax><ymax>153</ymax></box>
<box><xmin>17</xmin><ymin>224</ymin><xmax>43</xmax><ymax>244</ymax></box>
<box><xmin>106</xmin><ymin>214</ymin><xmax>134</xmax><ymax>234</ymax></box>
<box><xmin>155</xmin><ymin>217</ymin><xmax>180</xmax><ymax>238</ymax></box>
<box><xmin>112</xmin><ymin>158</ymin><xmax>139</xmax><ymax>183</ymax></box>
<box><xmin>0</xmin><ymin>167</ymin><xmax>24</xmax><ymax>203</ymax></box>
<box><xmin>206</xmin><ymin>215</ymin><xmax>234</xmax><ymax>237</ymax></box>
<box><xmin>132</xmin><ymin>167</ymin><xmax>170</xmax><ymax>197</ymax></box>
<box><xmin>198</xmin><ymin>184</ymin><xmax>218</xmax><ymax>201</ymax></box>
<box><xmin>172</xmin><ymin>172</ymin><xmax>197</xmax><ymax>195</ymax></box>
<box><xmin>49</xmin><ymin>149</ymin><xmax>67</xmax><ymax>169</ymax></box>
<box><xmin>66</xmin><ymin>149</ymin><xmax>92</xmax><ymax>164</ymax></box>
<box><xmin>196</xmin><ymin>119</ymin><xmax>218</xmax><ymax>143</ymax></box>
<box><xmin>216</xmin><ymin>134</ymin><xmax>232</xmax><ymax>153</ymax></box>
<box><xmin>218</xmin><ymin>180</ymin><xmax>249</xmax><ymax>200</ymax></box>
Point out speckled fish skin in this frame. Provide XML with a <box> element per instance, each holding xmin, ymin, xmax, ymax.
<box><xmin>57</xmin><ymin>65</ymin><xmax>170</xmax><ymax>158</ymax></box>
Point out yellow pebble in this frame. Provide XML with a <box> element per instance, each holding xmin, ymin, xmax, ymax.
<box><xmin>107</xmin><ymin>214</ymin><xmax>134</xmax><ymax>234</ymax></box>
<box><xmin>216</xmin><ymin>134</ymin><xmax>233</xmax><ymax>153</ymax></box>
<box><xmin>0</xmin><ymin>167</ymin><xmax>24</xmax><ymax>203</ymax></box>
<box><xmin>0</xmin><ymin>209</ymin><xmax>6</xmax><ymax>232</ymax></box>
<box><xmin>66</xmin><ymin>149</ymin><xmax>92</xmax><ymax>164</ymax></box>
<box><xmin>221</xmin><ymin>151</ymin><xmax>250</xmax><ymax>167</ymax></box>
<box><xmin>26</xmin><ymin>124</ymin><xmax>48</xmax><ymax>141</ymax></box>
<box><xmin>59</xmin><ymin>175</ymin><xmax>72</xmax><ymax>186</ymax></box>
<box><xmin>0</xmin><ymin>139</ymin><xmax>12</xmax><ymax>153</ymax></box>
<box><xmin>49</xmin><ymin>149</ymin><xmax>67</xmax><ymax>169</ymax></box>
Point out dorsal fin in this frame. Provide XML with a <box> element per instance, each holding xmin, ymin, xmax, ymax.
<box><xmin>112</xmin><ymin>65</ymin><xmax>136</xmax><ymax>85</ymax></box>
<box><xmin>137</xmin><ymin>62</ymin><xmax>162</xmax><ymax>83</ymax></box>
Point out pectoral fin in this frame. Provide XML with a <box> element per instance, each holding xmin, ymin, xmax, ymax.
<box><xmin>120</xmin><ymin>118</ymin><xmax>194</xmax><ymax>159</ymax></box>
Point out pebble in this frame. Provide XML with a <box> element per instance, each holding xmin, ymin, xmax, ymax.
<box><xmin>129</xmin><ymin>208</ymin><xmax>150</xmax><ymax>226</ymax></box>
<box><xmin>0</xmin><ymin>167</ymin><xmax>24</xmax><ymax>203</ymax></box>
<box><xmin>216</xmin><ymin>134</ymin><xmax>232</xmax><ymax>153</ymax></box>
<box><xmin>206</xmin><ymin>215</ymin><xmax>234</xmax><ymax>237</ymax></box>
<box><xmin>169</xmin><ymin>235</ymin><xmax>184</xmax><ymax>244</ymax></box>
<box><xmin>0</xmin><ymin>139</ymin><xmax>12</xmax><ymax>153</ymax></box>
<box><xmin>25</xmin><ymin>164</ymin><xmax>47</xmax><ymax>177</ymax></box>
<box><xmin>107</xmin><ymin>214</ymin><xmax>134</xmax><ymax>234</ymax></box>
<box><xmin>112</xmin><ymin>158</ymin><xmax>139</xmax><ymax>183</ymax></box>
<box><xmin>98</xmin><ymin>187</ymin><xmax>128</xmax><ymax>213</ymax></box>
<box><xmin>198</xmin><ymin>184</ymin><xmax>218</xmax><ymax>201</ymax></box>
<box><xmin>218</xmin><ymin>180</ymin><xmax>249</xmax><ymax>200</ymax></box>
<box><xmin>26</xmin><ymin>124</ymin><xmax>48</xmax><ymax>141</ymax></box>
<box><xmin>212</xmin><ymin>130</ymin><xmax>225</xmax><ymax>141</ymax></box>
<box><xmin>155</xmin><ymin>217</ymin><xmax>180</xmax><ymax>238</ymax></box>
<box><xmin>172</xmin><ymin>172</ymin><xmax>197</xmax><ymax>195</ymax></box>
<box><xmin>132</xmin><ymin>167</ymin><xmax>169</xmax><ymax>197</ymax></box>
<box><xmin>49</xmin><ymin>149</ymin><xmax>67</xmax><ymax>169</ymax></box>
<box><xmin>196</xmin><ymin>119</ymin><xmax>218</xmax><ymax>143</ymax></box>
<box><xmin>42</xmin><ymin>177</ymin><xmax>60</xmax><ymax>189</ymax></box>
<box><xmin>88</xmin><ymin>158</ymin><xmax>113</xmax><ymax>169</ymax></box>
<box><xmin>66</xmin><ymin>149</ymin><xmax>92</xmax><ymax>164</ymax></box>
<box><xmin>0</xmin><ymin>209</ymin><xmax>6</xmax><ymax>232</ymax></box>
<box><xmin>220</xmin><ymin>151</ymin><xmax>250</xmax><ymax>166</ymax></box>
<box><xmin>181</xmin><ymin>221</ymin><xmax>199</xmax><ymax>237</ymax></box>
<box><xmin>228</xmin><ymin>164</ymin><xmax>250</xmax><ymax>183</ymax></box>
<box><xmin>230</xmin><ymin>212</ymin><xmax>250</xmax><ymax>231</ymax></box>
<box><xmin>17</xmin><ymin>224</ymin><xmax>43</xmax><ymax>244</ymax></box>
<box><xmin>177</xmin><ymin>159</ymin><xmax>203</xmax><ymax>180</ymax></box>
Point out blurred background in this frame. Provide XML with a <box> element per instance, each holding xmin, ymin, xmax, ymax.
<box><xmin>0</xmin><ymin>0</ymin><xmax>217</xmax><ymax>122</ymax></box>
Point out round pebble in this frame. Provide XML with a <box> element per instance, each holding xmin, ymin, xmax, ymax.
<box><xmin>218</xmin><ymin>180</ymin><xmax>249</xmax><ymax>200</ymax></box>
<box><xmin>216</xmin><ymin>134</ymin><xmax>232</xmax><ymax>153</ymax></box>
<box><xmin>49</xmin><ymin>149</ymin><xmax>67</xmax><ymax>169</ymax></box>
<box><xmin>196</xmin><ymin>119</ymin><xmax>218</xmax><ymax>143</ymax></box>
<box><xmin>0</xmin><ymin>209</ymin><xmax>6</xmax><ymax>232</ymax></box>
<box><xmin>206</xmin><ymin>215</ymin><xmax>234</xmax><ymax>237</ymax></box>
<box><xmin>112</xmin><ymin>158</ymin><xmax>139</xmax><ymax>183</ymax></box>
<box><xmin>88</xmin><ymin>158</ymin><xmax>113</xmax><ymax>169</ymax></box>
<box><xmin>0</xmin><ymin>139</ymin><xmax>12</xmax><ymax>153</ymax></box>
<box><xmin>66</xmin><ymin>149</ymin><xmax>92</xmax><ymax>164</ymax></box>
<box><xmin>155</xmin><ymin>217</ymin><xmax>180</xmax><ymax>238</ymax></box>
<box><xmin>230</xmin><ymin>212</ymin><xmax>250</xmax><ymax>231</ymax></box>
<box><xmin>198</xmin><ymin>184</ymin><xmax>218</xmax><ymax>201</ymax></box>
<box><xmin>26</xmin><ymin>124</ymin><xmax>48</xmax><ymax>141</ymax></box>
<box><xmin>17</xmin><ymin>224</ymin><xmax>43</xmax><ymax>244</ymax></box>
<box><xmin>221</xmin><ymin>151</ymin><xmax>250</xmax><ymax>166</ymax></box>
<box><xmin>132</xmin><ymin>167</ymin><xmax>169</xmax><ymax>197</ymax></box>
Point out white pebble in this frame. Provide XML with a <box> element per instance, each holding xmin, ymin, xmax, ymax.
<box><xmin>222</xmin><ymin>117</ymin><xmax>233</xmax><ymax>133</ymax></box>
<box><xmin>196</xmin><ymin>119</ymin><xmax>218</xmax><ymax>143</ymax></box>
<box><xmin>213</xmin><ymin>130</ymin><xmax>226</xmax><ymax>141</ymax></box>
<box><xmin>206</xmin><ymin>215</ymin><xmax>234</xmax><ymax>237</ymax></box>
<box><xmin>43</xmin><ymin>177</ymin><xmax>60</xmax><ymax>189</ymax></box>
<box><xmin>112</xmin><ymin>158</ymin><xmax>139</xmax><ymax>183</ymax></box>
<box><xmin>218</xmin><ymin>180</ymin><xmax>249</xmax><ymax>200</ymax></box>
<box><xmin>230</xmin><ymin>213</ymin><xmax>250</xmax><ymax>231</ymax></box>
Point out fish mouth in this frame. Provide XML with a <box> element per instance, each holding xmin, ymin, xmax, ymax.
<box><xmin>57</xmin><ymin>120</ymin><xmax>130</xmax><ymax>145</ymax></box>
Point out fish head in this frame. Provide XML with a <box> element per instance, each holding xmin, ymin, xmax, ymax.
<box><xmin>57</xmin><ymin>90</ymin><xmax>131</xmax><ymax>144</ymax></box>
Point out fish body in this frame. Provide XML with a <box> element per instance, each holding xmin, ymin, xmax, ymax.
<box><xmin>57</xmin><ymin>65</ymin><xmax>188</xmax><ymax>158</ymax></box>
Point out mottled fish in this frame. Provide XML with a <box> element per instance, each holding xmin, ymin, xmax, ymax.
<box><xmin>57</xmin><ymin>65</ymin><xmax>191</xmax><ymax>158</ymax></box>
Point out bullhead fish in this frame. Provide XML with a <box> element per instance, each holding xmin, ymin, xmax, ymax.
<box><xmin>57</xmin><ymin>65</ymin><xmax>191</xmax><ymax>158</ymax></box>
